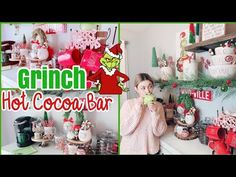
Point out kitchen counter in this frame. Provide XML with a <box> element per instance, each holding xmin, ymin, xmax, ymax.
<box><xmin>160</xmin><ymin>125</ymin><xmax>213</xmax><ymax>154</ymax></box>
<box><xmin>2</xmin><ymin>126</ymin><xmax>213</xmax><ymax>155</ymax></box>
<box><xmin>1</xmin><ymin>141</ymin><xmax>63</xmax><ymax>155</ymax></box>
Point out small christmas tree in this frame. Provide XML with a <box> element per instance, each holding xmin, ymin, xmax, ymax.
<box><xmin>158</xmin><ymin>54</ymin><xmax>168</xmax><ymax>67</ymax></box>
<box><xmin>23</xmin><ymin>34</ymin><xmax>26</xmax><ymax>44</ymax></box>
<box><xmin>152</xmin><ymin>47</ymin><xmax>158</xmax><ymax>67</ymax></box>
<box><xmin>44</xmin><ymin>111</ymin><xmax>48</xmax><ymax>122</ymax></box>
<box><xmin>75</xmin><ymin>111</ymin><xmax>85</xmax><ymax>125</ymax></box>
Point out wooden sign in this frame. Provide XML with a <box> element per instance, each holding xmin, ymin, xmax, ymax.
<box><xmin>180</xmin><ymin>88</ymin><xmax>212</xmax><ymax>101</ymax></box>
<box><xmin>201</xmin><ymin>24</ymin><xmax>225</xmax><ymax>41</ymax></box>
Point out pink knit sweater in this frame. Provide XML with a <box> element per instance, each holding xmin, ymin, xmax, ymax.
<box><xmin>120</xmin><ymin>98</ymin><xmax>167</xmax><ymax>155</ymax></box>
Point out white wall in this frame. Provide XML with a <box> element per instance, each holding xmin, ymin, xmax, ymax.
<box><xmin>1</xmin><ymin>91</ymin><xmax>118</xmax><ymax>146</ymax></box>
<box><xmin>120</xmin><ymin>24</ymin><xmax>188</xmax><ymax>100</ymax></box>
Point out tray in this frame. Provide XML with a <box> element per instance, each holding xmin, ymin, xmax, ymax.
<box><xmin>67</xmin><ymin>138</ymin><xmax>92</xmax><ymax>145</ymax></box>
<box><xmin>174</xmin><ymin>131</ymin><xmax>198</xmax><ymax>140</ymax></box>
<box><xmin>31</xmin><ymin>137</ymin><xmax>51</xmax><ymax>147</ymax></box>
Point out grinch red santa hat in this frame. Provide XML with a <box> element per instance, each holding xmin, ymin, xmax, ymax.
<box><xmin>105</xmin><ymin>43</ymin><xmax>123</xmax><ymax>59</ymax></box>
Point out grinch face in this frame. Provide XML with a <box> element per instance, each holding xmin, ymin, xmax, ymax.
<box><xmin>100</xmin><ymin>53</ymin><xmax>120</xmax><ymax>71</ymax></box>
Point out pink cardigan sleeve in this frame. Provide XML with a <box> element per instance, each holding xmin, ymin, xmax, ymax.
<box><xmin>150</xmin><ymin>104</ymin><xmax>167</xmax><ymax>137</ymax></box>
<box><xmin>120</xmin><ymin>100</ymin><xmax>143</xmax><ymax>136</ymax></box>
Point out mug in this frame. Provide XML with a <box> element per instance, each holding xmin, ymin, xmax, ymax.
<box><xmin>20</xmin><ymin>49</ymin><xmax>29</xmax><ymax>57</ymax></box>
<box><xmin>34</xmin><ymin>132</ymin><xmax>42</xmax><ymax>140</ymax></box>
<box><xmin>225</xmin><ymin>131</ymin><xmax>236</xmax><ymax>148</ymax></box>
<box><xmin>208</xmin><ymin>140</ymin><xmax>230</xmax><ymax>155</ymax></box>
<box><xmin>44</xmin><ymin>126</ymin><xmax>56</xmax><ymax>136</ymax></box>
<box><xmin>68</xmin><ymin>144</ymin><xmax>78</xmax><ymax>155</ymax></box>
<box><xmin>206</xmin><ymin>125</ymin><xmax>226</xmax><ymax>140</ymax></box>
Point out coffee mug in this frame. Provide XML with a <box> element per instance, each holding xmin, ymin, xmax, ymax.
<box><xmin>34</xmin><ymin>132</ymin><xmax>42</xmax><ymax>140</ymax></box>
<box><xmin>225</xmin><ymin>131</ymin><xmax>236</xmax><ymax>148</ymax></box>
<box><xmin>208</xmin><ymin>140</ymin><xmax>230</xmax><ymax>155</ymax></box>
<box><xmin>44</xmin><ymin>127</ymin><xmax>56</xmax><ymax>136</ymax></box>
<box><xmin>68</xmin><ymin>144</ymin><xmax>78</xmax><ymax>155</ymax></box>
<box><xmin>206</xmin><ymin>125</ymin><xmax>226</xmax><ymax>140</ymax></box>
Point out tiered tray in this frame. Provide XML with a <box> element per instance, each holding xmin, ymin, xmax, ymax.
<box><xmin>174</xmin><ymin>117</ymin><xmax>198</xmax><ymax>140</ymax></box>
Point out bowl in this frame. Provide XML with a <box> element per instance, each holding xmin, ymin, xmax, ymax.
<box><xmin>210</xmin><ymin>54</ymin><xmax>236</xmax><ymax>65</ymax></box>
<box><xmin>215</xmin><ymin>46</ymin><xmax>235</xmax><ymax>55</ymax></box>
<box><xmin>208</xmin><ymin>65</ymin><xmax>236</xmax><ymax>79</ymax></box>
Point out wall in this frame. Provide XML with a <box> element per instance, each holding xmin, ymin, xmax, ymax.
<box><xmin>120</xmin><ymin>24</ymin><xmax>188</xmax><ymax>100</ymax></box>
<box><xmin>1</xmin><ymin>91</ymin><xmax>118</xmax><ymax>146</ymax></box>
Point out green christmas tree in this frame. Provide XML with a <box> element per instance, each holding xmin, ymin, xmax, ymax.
<box><xmin>23</xmin><ymin>34</ymin><xmax>26</xmax><ymax>44</ymax></box>
<box><xmin>75</xmin><ymin>111</ymin><xmax>85</xmax><ymax>125</ymax></box>
<box><xmin>64</xmin><ymin>111</ymin><xmax>71</xmax><ymax>119</ymax></box>
<box><xmin>189</xmin><ymin>23</ymin><xmax>195</xmax><ymax>44</ymax></box>
<box><xmin>152</xmin><ymin>47</ymin><xmax>158</xmax><ymax>67</ymax></box>
<box><xmin>44</xmin><ymin>111</ymin><xmax>48</xmax><ymax>121</ymax></box>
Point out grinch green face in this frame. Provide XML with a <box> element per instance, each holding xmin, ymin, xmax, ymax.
<box><xmin>100</xmin><ymin>53</ymin><xmax>120</xmax><ymax>71</ymax></box>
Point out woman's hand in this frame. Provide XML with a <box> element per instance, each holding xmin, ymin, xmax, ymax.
<box><xmin>147</xmin><ymin>102</ymin><xmax>158</xmax><ymax>112</ymax></box>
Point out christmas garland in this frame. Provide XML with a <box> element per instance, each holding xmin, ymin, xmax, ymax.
<box><xmin>155</xmin><ymin>73</ymin><xmax>236</xmax><ymax>92</ymax></box>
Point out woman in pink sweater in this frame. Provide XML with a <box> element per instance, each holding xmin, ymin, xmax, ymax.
<box><xmin>120</xmin><ymin>73</ymin><xmax>167</xmax><ymax>154</ymax></box>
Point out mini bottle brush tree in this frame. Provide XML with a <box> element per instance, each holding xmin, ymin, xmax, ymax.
<box><xmin>42</xmin><ymin>111</ymin><xmax>54</xmax><ymax>127</ymax></box>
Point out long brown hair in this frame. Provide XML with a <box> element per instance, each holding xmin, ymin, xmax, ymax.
<box><xmin>134</xmin><ymin>73</ymin><xmax>154</xmax><ymax>88</ymax></box>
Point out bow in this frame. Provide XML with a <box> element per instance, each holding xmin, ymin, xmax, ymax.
<box><xmin>64</xmin><ymin>117</ymin><xmax>74</xmax><ymax>123</ymax></box>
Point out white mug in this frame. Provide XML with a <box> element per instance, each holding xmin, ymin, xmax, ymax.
<box><xmin>44</xmin><ymin>127</ymin><xmax>56</xmax><ymax>136</ymax></box>
<box><xmin>68</xmin><ymin>144</ymin><xmax>78</xmax><ymax>155</ymax></box>
<box><xmin>34</xmin><ymin>132</ymin><xmax>42</xmax><ymax>139</ymax></box>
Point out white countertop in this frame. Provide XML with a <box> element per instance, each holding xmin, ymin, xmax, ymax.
<box><xmin>160</xmin><ymin>125</ymin><xmax>213</xmax><ymax>154</ymax></box>
<box><xmin>2</xmin><ymin>65</ymin><xmax>19</xmax><ymax>88</ymax></box>
<box><xmin>1</xmin><ymin>141</ymin><xmax>63</xmax><ymax>155</ymax></box>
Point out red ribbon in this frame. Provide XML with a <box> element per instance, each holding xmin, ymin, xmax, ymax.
<box><xmin>63</xmin><ymin>117</ymin><xmax>74</xmax><ymax>123</ymax></box>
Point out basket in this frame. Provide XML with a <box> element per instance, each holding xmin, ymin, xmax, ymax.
<box><xmin>198</xmin><ymin>121</ymin><xmax>210</xmax><ymax>145</ymax></box>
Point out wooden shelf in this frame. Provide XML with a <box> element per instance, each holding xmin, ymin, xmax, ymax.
<box><xmin>185</xmin><ymin>33</ymin><xmax>236</xmax><ymax>53</ymax></box>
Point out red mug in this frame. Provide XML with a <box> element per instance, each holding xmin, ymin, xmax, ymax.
<box><xmin>225</xmin><ymin>131</ymin><xmax>236</xmax><ymax>148</ymax></box>
<box><xmin>208</xmin><ymin>140</ymin><xmax>230</xmax><ymax>155</ymax></box>
<box><xmin>206</xmin><ymin>125</ymin><xmax>226</xmax><ymax>140</ymax></box>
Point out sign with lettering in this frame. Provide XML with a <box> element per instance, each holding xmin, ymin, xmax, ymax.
<box><xmin>180</xmin><ymin>88</ymin><xmax>212</xmax><ymax>101</ymax></box>
<box><xmin>202</xmin><ymin>24</ymin><xmax>225</xmax><ymax>41</ymax></box>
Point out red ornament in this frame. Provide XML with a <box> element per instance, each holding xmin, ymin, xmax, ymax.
<box><xmin>226</xmin><ymin>80</ymin><xmax>232</xmax><ymax>85</ymax></box>
<box><xmin>172</xmin><ymin>82</ymin><xmax>178</xmax><ymax>88</ymax></box>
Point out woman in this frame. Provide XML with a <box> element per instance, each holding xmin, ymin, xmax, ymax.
<box><xmin>120</xmin><ymin>73</ymin><xmax>167</xmax><ymax>155</ymax></box>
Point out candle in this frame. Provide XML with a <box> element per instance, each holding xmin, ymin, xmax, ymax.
<box><xmin>183</xmin><ymin>60</ymin><xmax>198</xmax><ymax>81</ymax></box>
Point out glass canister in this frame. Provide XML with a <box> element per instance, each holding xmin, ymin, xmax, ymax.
<box><xmin>96</xmin><ymin>130</ymin><xmax>118</xmax><ymax>155</ymax></box>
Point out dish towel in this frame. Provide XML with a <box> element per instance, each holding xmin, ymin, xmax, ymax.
<box><xmin>13</xmin><ymin>146</ymin><xmax>38</xmax><ymax>155</ymax></box>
